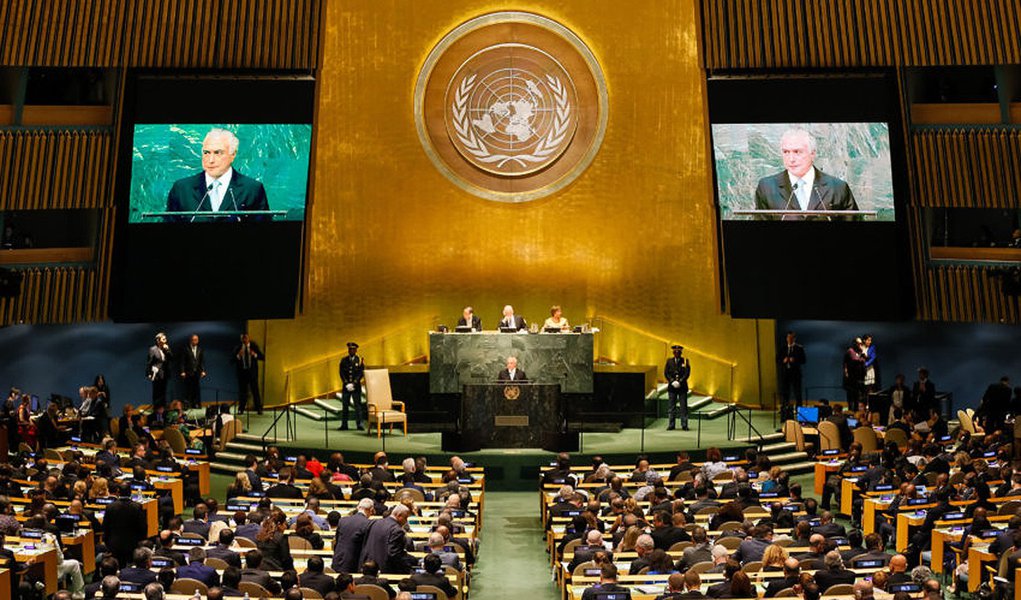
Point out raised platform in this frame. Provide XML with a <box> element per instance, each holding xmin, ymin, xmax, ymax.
<box><xmin>220</xmin><ymin>406</ymin><xmax>789</xmax><ymax>490</ymax></box>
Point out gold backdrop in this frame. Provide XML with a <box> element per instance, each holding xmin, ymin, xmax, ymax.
<box><xmin>253</xmin><ymin>0</ymin><xmax>777</xmax><ymax>406</ymax></box>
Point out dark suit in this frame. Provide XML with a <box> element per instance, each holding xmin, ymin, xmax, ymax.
<box><xmin>166</xmin><ymin>170</ymin><xmax>269</xmax><ymax>222</ymax></box>
<box><xmin>498</xmin><ymin>315</ymin><xmax>527</xmax><ymax>331</ymax></box>
<box><xmin>179</xmin><ymin>343</ymin><xmax>205</xmax><ymax>406</ymax></box>
<box><xmin>764</xmin><ymin>576</ymin><xmax>800</xmax><ymax>598</ymax></box>
<box><xmin>118</xmin><ymin>566</ymin><xmax>158</xmax><ymax>586</ymax></box>
<box><xmin>410</xmin><ymin>571</ymin><xmax>458</xmax><ymax>599</ymax></box>
<box><xmin>812</xmin><ymin>522</ymin><xmax>847</xmax><ymax>538</ymax></box>
<box><xmin>300</xmin><ymin>571</ymin><xmax>336</xmax><ymax>597</ymax></box>
<box><xmin>664</xmin><ymin>356</ymin><xmax>691</xmax><ymax>429</ymax></box>
<box><xmin>147</xmin><ymin>344</ymin><xmax>173</xmax><ymax>407</ymax></box>
<box><xmin>234</xmin><ymin>341</ymin><xmax>264</xmax><ymax>413</ymax></box>
<box><xmin>778</xmin><ymin>342</ymin><xmax>806</xmax><ymax>417</ymax></box>
<box><xmin>206</xmin><ymin>544</ymin><xmax>241</xmax><ymax>567</ymax></box>
<box><xmin>241</xmin><ymin>568</ymin><xmax>282</xmax><ymax>595</ymax></box>
<box><xmin>815</xmin><ymin>568</ymin><xmax>855</xmax><ymax>591</ymax></box>
<box><xmin>359</xmin><ymin>516</ymin><xmax>416</xmax><ymax>574</ymax></box>
<box><xmin>177</xmin><ymin>562</ymin><xmax>221</xmax><ymax>588</ymax></box>
<box><xmin>456</xmin><ymin>315</ymin><xmax>482</xmax><ymax>331</ymax></box>
<box><xmin>102</xmin><ymin>498</ymin><xmax>148</xmax><ymax>567</ymax></box>
<box><xmin>911</xmin><ymin>379</ymin><xmax>937</xmax><ymax>417</ymax></box>
<box><xmin>340</xmin><ymin>353</ymin><xmax>366</xmax><ymax>428</ymax></box>
<box><xmin>182</xmin><ymin>518</ymin><xmax>210</xmax><ymax>539</ymax></box>
<box><xmin>497</xmin><ymin>368</ymin><xmax>528</xmax><ymax>382</ymax></box>
<box><xmin>650</xmin><ymin>526</ymin><xmax>690</xmax><ymax>551</ymax></box>
<box><xmin>733</xmin><ymin>537</ymin><xmax>770</xmax><ymax>564</ymax></box>
<box><xmin>265</xmin><ymin>482</ymin><xmax>304</xmax><ymax>499</ymax></box>
<box><xmin>754</xmin><ymin>168</ymin><xmax>859</xmax><ymax>221</ymax></box>
<box><xmin>354</xmin><ymin>576</ymin><xmax>396</xmax><ymax>599</ymax></box>
<box><xmin>333</xmin><ymin>512</ymin><xmax>372</xmax><ymax>573</ymax></box>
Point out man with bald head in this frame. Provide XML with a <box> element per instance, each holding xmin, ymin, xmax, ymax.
<box><xmin>794</xmin><ymin>534</ymin><xmax>828</xmax><ymax>562</ymax></box>
<box><xmin>166</xmin><ymin>127</ymin><xmax>269</xmax><ymax>222</ymax></box>
<box><xmin>886</xmin><ymin>554</ymin><xmax>911</xmax><ymax>585</ymax></box>
<box><xmin>753</xmin><ymin>128</ymin><xmax>859</xmax><ymax>221</ymax></box>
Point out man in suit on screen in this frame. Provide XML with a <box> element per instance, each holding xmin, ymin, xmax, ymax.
<box><xmin>753</xmin><ymin>128</ymin><xmax>859</xmax><ymax>221</ymax></box>
<box><xmin>165</xmin><ymin>128</ymin><xmax>269</xmax><ymax>222</ymax></box>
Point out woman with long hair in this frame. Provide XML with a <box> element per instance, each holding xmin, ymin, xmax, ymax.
<box><xmin>761</xmin><ymin>544</ymin><xmax>789</xmax><ymax>571</ymax></box>
<box><xmin>293</xmin><ymin>513</ymin><xmax>324</xmax><ymax>550</ymax></box>
<box><xmin>724</xmin><ymin>571</ymin><xmax>754</xmax><ymax>598</ymax></box>
<box><xmin>225</xmin><ymin>472</ymin><xmax>252</xmax><ymax>500</ymax></box>
<box><xmin>255</xmin><ymin>509</ymin><xmax>293</xmax><ymax>570</ymax></box>
<box><xmin>88</xmin><ymin>477</ymin><xmax>110</xmax><ymax>500</ymax></box>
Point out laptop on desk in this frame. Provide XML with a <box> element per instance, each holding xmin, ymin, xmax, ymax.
<box><xmin>796</xmin><ymin>406</ymin><xmax>819</xmax><ymax>425</ymax></box>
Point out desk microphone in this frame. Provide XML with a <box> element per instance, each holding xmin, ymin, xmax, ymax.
<box><xmin>189</xmin><ymin>183</ymin><xmax>215</xmax><ymax>223</ymax></box>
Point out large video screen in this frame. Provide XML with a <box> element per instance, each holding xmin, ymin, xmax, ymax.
<box><xmin>709</xmin><ymin>73</ymin><xmax>912</xmax><ymax>320</ymax></box>
<box><xmin>713</xmin><ymin>122</ymin><xmax>894</xmax><ymax>221</ymax></box>
<box><xmin>129</xmin><ymin>124</ymin><xmax>311</xmax><ymax>223</ymax></box>
<box><xmin>111</xmin><ymin>73</ymin><xmax>315</xmax><ymax>322</ymax></box>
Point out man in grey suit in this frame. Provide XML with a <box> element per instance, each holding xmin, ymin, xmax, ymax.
<box><xmin>754</xmin><ymin>128</ymin><xmax>859</xmax><ymax>221</ymax></box>
<box><xmin>332</xmin><ymin>498</ymin><xmax>374</xmax><ymax>573</ymax></box>
<box><xmin>359</xmin><ymin>503</ymin><xmax>416</xmax><ymax>574</ymax></box>
<box><xmin>421</xmin><ymin>532</ymin><xmax>462</xmax><ymax>571</ymax></box>
<box><xmin>676</xmin><ymin>527</ymin><xmax>713</xmax><ymax>571</ymax></box>
<box><xmin>147</xmin><ymin>332</ymin><xmax>173</xmax><ymax>408</ymax></box>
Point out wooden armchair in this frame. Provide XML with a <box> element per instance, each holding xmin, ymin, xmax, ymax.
<box><xmin>365</xmin><ymin>368</ymin><xmax>408</xmax><ymax>437</ymax></box>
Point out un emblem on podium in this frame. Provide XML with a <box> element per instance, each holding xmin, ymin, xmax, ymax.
<box><xmin>415</xmin><ymin>12</ymin><xmax>608</xmax><ymax>202</ymax></box>
<box><xmin>503</xmin><ymin>385</ymin><xmax>521</xmax><ymax>400</ymax></box>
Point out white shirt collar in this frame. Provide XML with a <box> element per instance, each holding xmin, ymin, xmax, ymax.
<box><xmin>205</xmin><ymin>168</ymin><xmax>234</xmax><ymax>211</ymax></box>
<box><xmin>788</xmin><ymin>167</ymin><xmax>815</xmax><ymax>189</ymax></box>
<box><xmin>205</xmin><ymin>167</ymin><xmax>233</xmax><ymax>190</ymax></box>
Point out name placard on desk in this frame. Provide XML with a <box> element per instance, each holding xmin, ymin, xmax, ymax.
<box><xmin>495</xmin><ymin>415</ymin><xmax>529</xmax><ymax>427</ymax></box>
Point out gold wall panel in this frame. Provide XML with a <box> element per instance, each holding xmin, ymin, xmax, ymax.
<box><xmin>701</xmin><ymin>0</ymin><xmax>1021</xmax><ymax>69</ymax></box>
<box><xmin>255</xmin><ymin>0</ymin><xmax>775</xmax><ymax>406</ymax></box>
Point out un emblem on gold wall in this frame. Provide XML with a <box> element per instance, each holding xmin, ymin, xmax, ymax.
<box><xmin>415</xmin><ymin>12</ymin><xmax>608</xmax><ymax>202</ymax></box>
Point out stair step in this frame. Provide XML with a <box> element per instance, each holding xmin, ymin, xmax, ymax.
<box><xmin>293</xmin><ymin>406</ymin><xmax>327</xmax><ymax>421</ymax></box>
<box><xmin>783</xmin><ymin>461</ymin><xmax>816</xmax><ymax>474</ymax></box>
<box><xmin>767</xmin><ymin>451</ymin><xmax>809</xmax><ymax>463</ymax></box>
<box><xmin>225</xmin><ymin>441</ymin><xmax>264</xmax><ymax>453</ymax></box>
<box><xmin>214</xmin><ymin>451</ymin><xmax>248</xmax><ymax>463</ymax></box>
<box><xmin>698</xmin><ymin>404</ymin><xmax>735</xmax><ymax>419</ymax></box>
<box><xmin>761</xmin><ymin>442</ymin><xmax>796</xmax><ymax>453</ymax></box>
<box><xmin>234</xmin><ymin>433</ymin><xmax>267</xmax><ymax>443</ymax></box>
<box><xmin>688</xmin><ymin>396</ymin><xmax>714</xmax><ymax>411</ymax></box>
<box><xmin>313</xmin><ymin>398</ymin><xmax>344</xmax><ymax>415</ymax></box>
<box><xmin>210</xmin><ymin>462</ymin><xmax>245</xmax><ymax>475</ymax></box>
<box><xmin>738</xmin><ymin>432</ymin><xmax>785</xmax><ymax>445</ymax></box>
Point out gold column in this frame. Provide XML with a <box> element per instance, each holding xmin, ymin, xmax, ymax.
<box><xmin>254</xmin><ymin>0</ymin><xmax>776</xmax><ymax>406</ymax></box>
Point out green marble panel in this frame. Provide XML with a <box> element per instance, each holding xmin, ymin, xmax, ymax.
<box><xmin>429</xmin><ymin>332</ymin><xmax>594</xmax><ymax>394</ymax></box>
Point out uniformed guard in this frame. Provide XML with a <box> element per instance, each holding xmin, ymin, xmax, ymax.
<box><xmin>338</xmin><ymin>342</ymin><xmax>365</xmax><ymax>430</ymax></box>
<box><xmin>665</xmin><ymin>344</ymin><xmax>691</xmax><ymax>431</ymax></box>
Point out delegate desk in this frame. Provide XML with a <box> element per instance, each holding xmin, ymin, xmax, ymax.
<box><xmin>429</xmin><ymin>331</ymin><xmax>594</xmax><ymax>394</ymax></box>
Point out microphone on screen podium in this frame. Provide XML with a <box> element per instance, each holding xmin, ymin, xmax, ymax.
<box><xmin>189</xmin><ymin>183</ymin><xmax>215</xmax><ymax>223</ymax></box>
<box><xmin>781</xmin><ymin>181</ymin><xmax>799</xmax><ymax>221</ymax></box>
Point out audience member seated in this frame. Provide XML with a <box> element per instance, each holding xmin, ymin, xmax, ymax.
<box><xmin>241</xmin><ymin>549</ymin><xmax>283</xmax><ymax>595</ymax></box>
<box><xmin>410</xmin><ymin>554</ymin><xmax>458</xmax><ymax>599</ymax></box>
<box><xmin>299</xmin><ymin>556</ymin><xmax>336</xmax><ymax>597</ymax></box>
<box><xmin>177</xmin><ymin>546</ymin><xmax>221</xmax><ymax>589</ymax></box>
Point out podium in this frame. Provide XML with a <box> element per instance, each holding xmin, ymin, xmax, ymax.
<box><xmin>446</xmin><ymin>383</ymin><xmax>575</xmax><ymax>451</ymax></box>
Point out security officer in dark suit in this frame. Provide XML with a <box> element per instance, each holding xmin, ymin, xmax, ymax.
<box><xmin>339</xmin><ymin>342</ymin><xmax>365</xmax><ymax>431</ymax></box>
<box><xmin>778</xmin><ymin>331</ymin><xmax>806</xmax><ymax>421</ymax></box>
<box><xmin>665</xmin><ymin>345</ymin><xmax>691</xmax><ymax>431</ymax></box>
<box><xmin>233</xmin><ymin>333</ymin><xmax>265</xmax><ymax>414</ymax></box>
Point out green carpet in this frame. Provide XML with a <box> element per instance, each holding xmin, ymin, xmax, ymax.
<box><xmin>470</xmin><ymin>491</ymin><xmax>558</xmax><ymax>600</ymax></box>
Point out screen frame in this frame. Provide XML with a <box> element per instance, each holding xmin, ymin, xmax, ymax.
<box><xmin>110</xmin><ymin>69</ymin><xmax>318</xmax><ymax>322</ymax></box>
<box><xmin>707</xmin><ymin>70</ymin><xmax>914</xmax><ymax>320</ymax></box>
